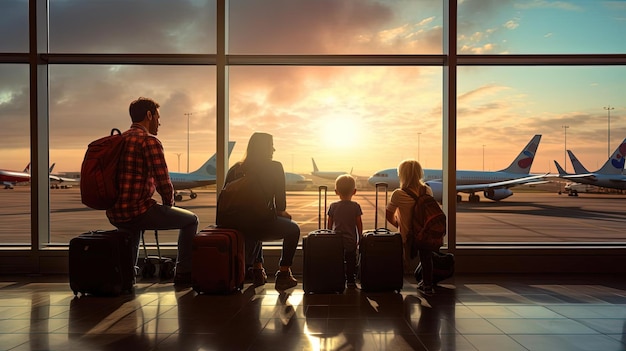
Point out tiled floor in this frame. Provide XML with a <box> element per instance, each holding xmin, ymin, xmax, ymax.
<box><xmin>0</xmin><ymin>273</ymin><xmax>624</xmax><ymax>351</ymax></box>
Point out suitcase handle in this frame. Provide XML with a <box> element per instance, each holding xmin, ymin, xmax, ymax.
<box><xmin>374</xmin><ymin>182</ymin><xmax>388</xmax><ymax>230</ymax></box>
<box><xmin>141</xmin><ymin>230</ymin><xmax>163</xmax><ymax>260</ymax></box>
<box><xmin>318</xmin><ymin>185</ymin><xmax>328</xmax><ymax>229</ymax></box>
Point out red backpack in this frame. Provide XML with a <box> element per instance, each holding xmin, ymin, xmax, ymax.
<box><xmin>404</xmin><ymin>187</ymin><xmax>446</xmax><ymax>254</ymax></box>
<box><xmin>80</xmin><ymin>128</ymin><xmax>125</xmax><ymax>210</ymax></box>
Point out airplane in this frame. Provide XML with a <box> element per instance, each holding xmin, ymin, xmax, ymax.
<box><xmin>552</xmin><ymin>138</ymin><xmax>626</xmax><ymax>195</ymax></box>
<box><xmin>170</xmin><ymin>141</ymin><xmax>236</xmax><ymax>201</ymax></box>
<box><xmin>285</xmin><ymin>172</ymin><xmax>314</xmax><ymax>191</ymax></box>
<box><xmin>311</xmin><ymin>158</ymin><xmax>352</xmax><ymax>180</ymax></box>
<box><xmin>368</xmin><ymin>134</ymin><xmax>548</xmax><ymax>203</ymax></box>
<box><xmin>47</xmin><ymin>163</ymin><xmax>80</xmax><ymax>188</ymax></box>
<box><xmin>1</xmin><ymin>163</ymin><xmax>77</xmax><ymax>189</ymax></box>
<box><xmin>1</xmin><ymin>167</ymin><xmax>31</xmax><ymax>189</ymax></box>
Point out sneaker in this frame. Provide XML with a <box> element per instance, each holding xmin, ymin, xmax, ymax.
<box><xmin>173</xmin><ymin>271</ymin><xmax>192</xmax><ymax>286</ymax></box>
<box><xmin>253</xmin><ymin>268</ymin><xmax>268</xmax><ymax>287</ymax></box>
<box><xmin>417</xmin><ymin>281</ymin><xmax>434</xmax><ymax>295</ymax></box>
<box><xmin>274</xmin><ymin>270</ymin><xmax>298</xmax><ymax>291</ymax></box>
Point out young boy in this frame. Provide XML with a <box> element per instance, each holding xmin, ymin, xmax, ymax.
<box><xmin>327</xmin><ymin>174</ymin><xmax>363</xmax><ymax>288</ymax></box>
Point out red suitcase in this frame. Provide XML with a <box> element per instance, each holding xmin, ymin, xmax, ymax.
<box><xmin>192</xmin><ymin>227</ymin><xmax>245</xmax><ymax>294</ymax></box>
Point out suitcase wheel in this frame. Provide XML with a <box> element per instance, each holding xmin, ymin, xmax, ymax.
<box><xmin>142</xmin><ymin>260</ymin><xmax>156</xmax><ymax>278</ymax></box>
<box><xmin>159</xmin><ymin>261</ymin><xmax>175</xmax><ymax>280</ymax></box>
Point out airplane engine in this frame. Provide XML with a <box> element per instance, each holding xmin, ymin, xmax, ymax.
<box><xmin>483</xmin><ymin>188</ymin><xmax>513</xmax><ymax>201</ymax></box>
<box><xmin>425</xmin><ymin>181</ymin><xmax>443</xmax><ymax>202</ymax></box>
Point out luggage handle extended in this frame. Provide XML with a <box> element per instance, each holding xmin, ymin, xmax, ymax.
<box><xmin>315</xmin><ymin>186</ymin><xmax>335</xmax><ymax>235</ymax></box>
<box><xmin>141</xmin><ymin>230</ymin><xmax>163</xmax><ymax>261</ymax></box>
<box><xmin>318</xmin><ymin>185</ymin><xmax>330</xmax><ymax>231</ymax></box>
<box><xmin>374</xmin><ymin>182</ymin><xmax>389</xmax><ymax>231</ymax></box>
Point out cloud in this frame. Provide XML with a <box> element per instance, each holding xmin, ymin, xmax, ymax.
<box><xmin>49</xmin><ymin>0</ymin><xmax>215</xmax><ymax>53</ymax></box>
<box><xmin>514</xmin><ymin>0</ymin><xmax>583</xmax><ymax>11</ymax></box>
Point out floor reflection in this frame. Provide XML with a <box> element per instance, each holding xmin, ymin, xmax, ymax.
<box><xmin>0</xmin><ymin>274</ymin><xmax>624</xmax><ymax>350</ymax></box>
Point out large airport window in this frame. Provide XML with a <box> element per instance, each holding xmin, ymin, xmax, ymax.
<box><xmin>228</xmin><ymin>0</ymin><xmax>443</xmax><ymax>54</ymax></box>
<box><xmin>456</xmin><ymin>65</ymin><xmax>625</xmax><ymax>243</ymax></box>
<box><xmin>458</xmin><ymin>0</ymin><xmax>626</xmax><ymax>54</ymax></box>
<box><xmin>47</xmin><ymin>65</ymin><xmax>217</xmax><ymax>246</ymax></box>
<box><xmin>0</xmin><ymin>1</ymin><xmax>28</xmax><ymax>53</ymax></box>
<box><xmin>229</xmin><ymin>65</ymin><xmax>443</xmax><ymax>242</ymax></box>
<box><xmin>0</xmin><ymin>65</ymin><xmax>31</xmax><ymax>245</ymax></box>
<box><xmin>48</xmin><ymin>0</ymin><xmax>217</xmax><ymax>54</ymax></box>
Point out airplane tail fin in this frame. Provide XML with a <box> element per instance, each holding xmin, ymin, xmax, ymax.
<box><xmin>499</xmin><ymin>135</ymin><xmax>541</xmax><ymax>174</ymax></box>
<box><xmin>23</xmin><ymin>163</ymin><xmax>31</xmax><ymax>173</ymax></box>
<box><xmin>596</xmin><ymin>138</ymin><xmax>626</xmax><ymax>175</ymax></box>
<box><xmin>189</xmin><ymin>141</ymin><xmax>236</xmax><ymax>176</ymax></box>
<box><xmin>311</xmin><ymin>158</ymin><xmax>319</xmax><ymax>173</ymax></box>
<box><xmin>49</xmin><ymin>163</ymin><xmax>56</xmax><ymax>174</ymax></box>
<box><xmin>567</xmin><ymin>150</ymin><xmax>589</xmax><ymax>174</ymax></box>
<box><xmin>553</xmin><ymin>160</ymin><xmax>569</xmax><ymax>176</ymax></box>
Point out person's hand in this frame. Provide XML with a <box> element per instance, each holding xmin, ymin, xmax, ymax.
<box><xmin>277</xmin><ymin>210</ymin><xmax>292</xmax><ymax>219</ymax></box>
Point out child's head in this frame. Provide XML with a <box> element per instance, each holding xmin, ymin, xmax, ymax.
<box><xmin>398</xmin><ymin>159</ymin><xmax>424</xmax><ymax>189</ymax></box>
<box><xmin>335</xmin><ymin>174</ymin><xmax>356</xmax><ymax>199</ymax></box>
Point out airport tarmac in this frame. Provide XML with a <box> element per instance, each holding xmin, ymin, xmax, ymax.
<box><xmin>1</xmin><ymin>186</ymin><xmax>625</xmax><ymax>245</ymax></box>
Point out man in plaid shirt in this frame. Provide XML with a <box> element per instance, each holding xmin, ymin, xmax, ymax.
<box><xmin>107</xmin><ymin>97</ymin><xmax>198</xmax><ymax>286</ymax></box>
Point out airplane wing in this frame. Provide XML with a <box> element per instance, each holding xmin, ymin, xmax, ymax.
<box><xmin>557</xmin><ymin>173</ymin><xmax>598</xmax><ymax>181</ymax></box>
<box><xmin>454</xmin><ymin>173</ymin><xmax>550</xmax><ymax>193</ymax></box>
<box><xmin>50</xmin><ymin>175</ymin><xmax>77</xmax><ymax>183</ymax></box>
<box><xmin>552</xmin><ymin>161</ymin><xmax>598</xmax><ymax>181</ymax></box>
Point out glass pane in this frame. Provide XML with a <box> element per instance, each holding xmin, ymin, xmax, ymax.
<box><xmin>48</xmin><ymin>65</ymin><xmax>216</xmax><ymax>245</ymax></box>
<box><xmin>457</xmin><ymin>65</ymin><xmax>626</xmax><ymax>243</ymax></box>
<box><xmin>458</xmin><ymin>0</ymin><xmax>626</xmax><ymax>54</ymax></box>
<box><xmin>229</xmin><ymin>65</ymin><xmax>443</xmax><ymax>242</ymax></box>
<box><xmin>229</xmin><ymin>0</ymin><xmax>443</xmax><ymax>54</ymax></box>
<box><xmin>49</xmin><ymin>0</ymin><xmax>216</xmax><ymax>54</ymax></box>
<box><xmin>0</xmin><ymin>64</ymin><xmax>31</xmax><ymax>245</ymax></box>
<box><xmin>0</xmin><ymin>0</ymin><xmax>28</xmax><ymax>52</ymax></box>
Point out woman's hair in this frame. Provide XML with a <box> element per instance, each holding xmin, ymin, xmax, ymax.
<box><xmin>398</xmin><ymin>159</ymin><xmax>426</xmax><ymax>192</ymax></box>
<box><xmin>242</xmin><ymin>132</ymin><xmax>274</xmax><ymax>165</ymax></box>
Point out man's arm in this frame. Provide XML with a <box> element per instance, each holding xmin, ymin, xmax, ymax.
<box><xmin>145</xmin><ymin>137</ymin><xmax>174</xmax><ymax>206</ymax></box>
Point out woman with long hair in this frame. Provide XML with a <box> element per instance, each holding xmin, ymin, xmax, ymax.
<box><xmin>223</xmin><ymin>132</ymin><xmax>300</xmax><ymax>290</ymax></box>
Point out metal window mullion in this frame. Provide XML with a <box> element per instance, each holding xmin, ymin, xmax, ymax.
<box><xmin>216</xmin><ymin>0</ymin><xmax>229</xmax><ymax>194</ymax></box>
<box><xmin>443</xmin><ymin>0</ymin><xmax>457</xmax><ymax>251</ymax></box>
<box><xmin>29</xmin><ymin>0</ymin><xmax>50</xmax><ymax>257</ymax></box>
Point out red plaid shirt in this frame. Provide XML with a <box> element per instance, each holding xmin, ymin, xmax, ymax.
<box><xmin>106</xmin><ymin>124</ymin><xmax>174</xmax><ymax>223</ymax></box>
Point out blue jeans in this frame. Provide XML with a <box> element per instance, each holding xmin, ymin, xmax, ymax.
<box><xmin>243</xmin><ymin>216</ymin><xmax>300</xmax><ymax>268</ymax></box>
<box><xmin>112</xmin><ymin>204</ymin><xmax>198</xmax><ymax>274</ymax></box>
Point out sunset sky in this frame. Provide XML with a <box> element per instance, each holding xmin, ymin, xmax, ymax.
<box><xmin>1</xmin><ymin>0</ymin><xmax>624</xmax><ymax>178</ymax></box>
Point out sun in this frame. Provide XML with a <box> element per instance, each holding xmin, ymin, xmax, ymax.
<box><xmin>321</xmin><ymin>115</ymin><xmax>361</xmax><ymax>149</ymax></box>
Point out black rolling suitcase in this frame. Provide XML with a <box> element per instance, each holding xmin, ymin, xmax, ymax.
<box><xmin>69</xmin><ymin>229</ymin><xmax>135</xmax><ymax>296</ymax></box>
<box><xmin>359</xmin><ymin>182</ymin><xmax>404</xmax><ymax>292</ymax></box>
<box><xmin>415</xmin><ymin>250</ymin><xmax>455</xmax><ymax>284</ymax></box>
<box><xmin>303</xmin><ymin>186</ymin><xmax>345</xmax><ymax>294</ymax></box>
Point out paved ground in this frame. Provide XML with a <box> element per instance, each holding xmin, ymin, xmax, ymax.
<box><xmin>1</xmin><ymin>186</ymin><xmax>625</xmax><ymax>245</ymax></box>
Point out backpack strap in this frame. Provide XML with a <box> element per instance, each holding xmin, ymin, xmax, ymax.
<box><xmin>402</xmin><ymin>187</ymin><xmax>423</xmax><ymax>227</ymax></box>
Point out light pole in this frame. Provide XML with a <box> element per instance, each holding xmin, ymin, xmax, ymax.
<box><xmin>184</xmin><ymin>112</ymin><xmax>192</xmax><ymax>173</ymax></box>
<box><xmin>175</xmin><ymin>153</ymin><xmax>182</xmax><ymax>172</ymax></box>
<box><xmin>604</xmin><ymin>106</ymin><xmax>614</xmax><ymax>158</ymax></box>
<box><xmin>417</xmin><ymin>132</ymin><xmax>422</xmax><ymax>161</ymax></box>
<box><xmin>482</xmin><ymin>144</ymin><xmax>485</xmax><ymax>171</ymax></box>
<box><xmin>562</xmin><ymin>125</ymin><xmax>569</xmax><ymax>172</ymax></box>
